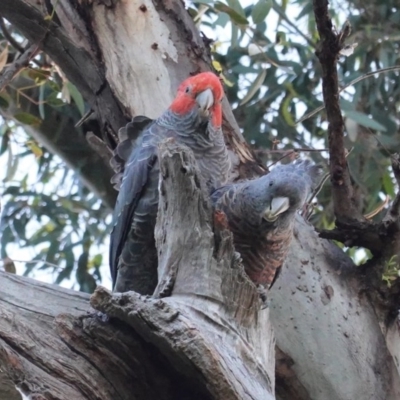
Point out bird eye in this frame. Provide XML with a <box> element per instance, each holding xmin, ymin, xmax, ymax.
<box><xmin>185</xmin><ymin>86</ymin><xmax>190</xmax><ymax>93</ymax></box>
<box><xmin>269</xmin><ymin>181</ymin><xmax>273</xmax><ymax>187</ymax></box>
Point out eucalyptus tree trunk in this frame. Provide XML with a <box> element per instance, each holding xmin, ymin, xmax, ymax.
<box><xmin>0</xmin><ymin>1</ymin><xmax>399</xmax><ymax>399</ymax></box>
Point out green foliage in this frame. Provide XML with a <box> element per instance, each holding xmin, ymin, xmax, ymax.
<box><xmin>0</xmin><ymin>148</ymin><xmax>110</xmax><ymax>291</ymax></box>
<box><xmin>382</xmin><ymin>255</ymin><xmax>400</xmax><ymax>287</ymax></box>
<box><xmin>191</xmin><ymin>0</ymin><xmax>400</xmax><ymax>229</ymax></box>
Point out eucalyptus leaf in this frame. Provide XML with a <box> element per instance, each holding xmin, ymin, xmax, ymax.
<box><xmin>240</xmin><ymin>69</ymin><xmax>267</xmax><ymax>106</ymax></box>
<box><xmin>252</xmin><ymin>0</ymin><xmax>272</xmax><ymax>24</ymax></box>
<box><xmin>382</xmin><ymin>171</ymin><xmax>395</xmax><ymax>198</ymax></box>
<box><xmin>0</xmin><ymin>93</ymin><xmax>9</xmax><ymax>109</ymax></box>
<box><xmin>66</xmin><ymin>82</ymin><xmax>85</xmax><ymax>116</ymax></box>
<box><xmin>14</xmin><ymin>112</ymin><xmax>42</xmax><ymax>127</ymax></box>
<box><xmin>226</xmin><ymin>0</ymin><xmax>246</xmax><ymax>17</ymax></box>
<box><xmin>215</xmin><ymin>2</ymin><xmax>249</xmax><ymax>25</ymax></box>
<box><xmin>0</xmin><ymin>130</ymin><xmax>9</xmax><ymax>156</ymax></box>
<box><xmin>5</xmin><ymin>144</ymin><xmax>19</xmax><ymax>182</ymax></box>
<box><xmin>344</xmin><ymin>110</ymin><xmax>387</xmax><ymax>131</ymax></box>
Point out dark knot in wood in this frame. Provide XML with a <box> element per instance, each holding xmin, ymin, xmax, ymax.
<box><xmin>331</xmin><ymin>165</ymin><xmax>344</xmax><ymax>186</ymax></box>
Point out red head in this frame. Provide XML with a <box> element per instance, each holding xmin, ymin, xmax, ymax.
<box><xmin>169</xmin><ymin>72</ymin><xmax>224</xmax><ymax>127</ymax></box>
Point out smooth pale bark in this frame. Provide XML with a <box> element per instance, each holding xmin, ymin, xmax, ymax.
<box><xmin>270</xmin><ymin>217</ymin><xmax>400</xmax><ymax>400</ymax></box>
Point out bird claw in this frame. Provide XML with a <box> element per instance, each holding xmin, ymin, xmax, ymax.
<box><xmin>257</xmin><ymin>285</ymin><xmax>270</xmax><ymax>309</ymax></box>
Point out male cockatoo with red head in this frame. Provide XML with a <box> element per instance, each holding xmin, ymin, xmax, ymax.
<box><xmin>110</xmin><ymin>72</ymin><xmax>231</xmax><ymax>294</ymax></box>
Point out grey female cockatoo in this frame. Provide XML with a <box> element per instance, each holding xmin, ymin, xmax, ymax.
<box><xmin>212</xmin><ymin>159</ymin><xmax>323</xmax><ymax>298</ymax></box>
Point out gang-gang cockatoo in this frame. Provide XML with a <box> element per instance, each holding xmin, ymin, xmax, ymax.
<box><xmin>110</xmin><ymin>72</ymin><xmax>231</xmax><ymax>294</ymax></box>
<box><xmin>211</xmin><ymin>159</ymin><xmax>323</xmax><ymax>301</ymax></box>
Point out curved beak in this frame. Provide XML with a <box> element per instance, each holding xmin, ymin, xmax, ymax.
<box><xmin>263</xmin><ymin>197</ymin><xmax>290</xmax><ymax>222</ymax></box>
<box><xmin>196</xmin><ymin>88</ymin><xmax>214</xmax><ymax>114</ymax></box>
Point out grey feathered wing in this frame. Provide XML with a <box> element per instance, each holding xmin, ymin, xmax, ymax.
<box><xmin>109</xmin><ymin>119</ymin><xmax>162</xmax><ymax>294</ymax></box>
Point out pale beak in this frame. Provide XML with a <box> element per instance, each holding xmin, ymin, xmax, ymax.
<box><xmin>196</xmin><ymin>88</ymin><xmax>214</xmax><ymax>114</ymax></box>
<box><xmin>263</xmin><ymin>197</ymin><xmax>290</xmax><ymax>222</ymax></box>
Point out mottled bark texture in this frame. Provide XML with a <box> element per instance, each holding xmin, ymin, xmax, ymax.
<box><xmin>0</xmin><ymin>1</ymin><xmax>400</xmax><ymax>399</ymax></box>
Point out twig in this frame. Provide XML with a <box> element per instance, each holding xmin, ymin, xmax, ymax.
<box><xmin>75</xmin><ymin>109</ymin><xmax>94</xmax><ymax>127</ymax></box>
<box><xmin>255</xmin><ymin>147</ymin><xmax>329</xmax><ymax>156</ymax></box>
<box><xmin>5</xmin><ymin>258</ymin><xmax>63</xmax><ymax>270</ymax></box>
<box><xmin>313</xmin><ymin>0</ymin><xmax>363</xmax><ymax>223</ymax></box>
<box><xmin>302</xmin><ymin>147</ymin><xmax>354</xmax><ymax>219</ymax></box>
<box><xmin>302</xmin><ymin>171</ymin><xmax>330</xmax><ymax>219</ymax></box>
<box><xmin>0</xmin><ymin>43</ymin><xmax>39</xmax><ymax>92</ymax></box>
<box><xmin>265</xmin><ymin>148</ymin><xmax>330</xmax><ymax>170</ymax></box>
<box><xmin>266</xmin><ymin>149</ymin><xmax>299</xmax><ymax>169</ymax></box>
<box><xmin>296</xmin><ymin>65</ymin><xmax>400</xmax><ymax>125</ymax></box>
<box><xmin>364</xmin><ymin>196</ymin><xmax>390</xmax><ymax>220</ymax></box>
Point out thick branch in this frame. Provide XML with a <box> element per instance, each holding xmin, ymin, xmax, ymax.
<box><xmin>317</xmin><ymin>221</ymin><xmax>382</xmax><ymax>254</ymax></box>
<box><xmin>0</xmin><ymin>271</ymin><xmax>212</xmax><ymax>400</ymax></box>
<box><xmin>0</xmin><ymin>0</ymin><xmax>127</xmax><ymax>138</ymax></box>
<box><xmin>313</xmin><ymin>0</ymin><xmax>363</xmax><ymax>223</ymax></box>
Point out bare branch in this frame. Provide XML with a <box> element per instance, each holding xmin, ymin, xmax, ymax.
<box><xmin>255</xmin><ymin>148</ymin><xmax>329</xmax><ymax>156</ymax></box>
<box><xmin>296</xmin><ymin>65</ymin><xmax>400</xmax><ymax>125</ymax></box>
<box><xmin>312</xmin><ymin>0</ymin><xmax>364</xmax><ymax>223</ymax></box>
